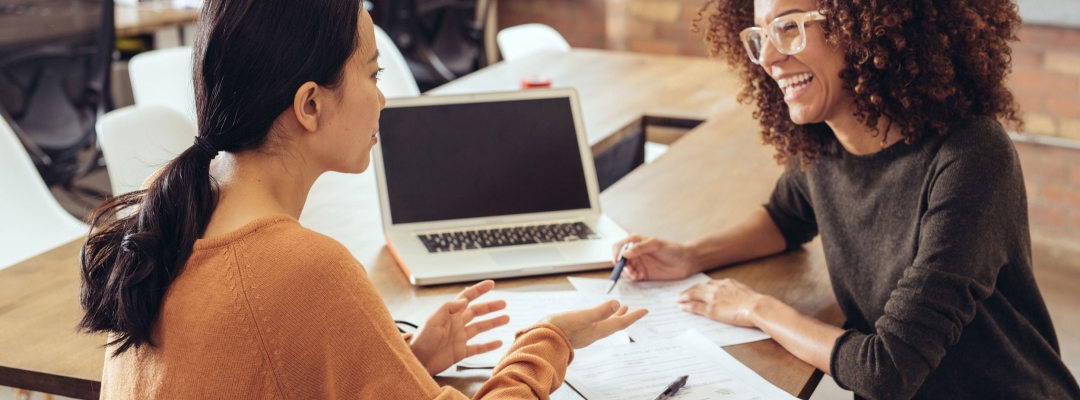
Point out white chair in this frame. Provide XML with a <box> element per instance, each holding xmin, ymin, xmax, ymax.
<box><xmin>128</xmin><ymin>47</ymin><xmax>197</xmax><ymax>124</ymax></box>
<box><xmin>373</xmin><ymin>25</ymin><xmax>421</xmax><ymax>98</ymax></box>
<box><xmin>496</xmin><ymin>23</ymin><xmax>571</xmax><ymax>62</ymax></box>
<box><xmin>98</xmin><ymin>106</ymin><xmax>197</xmax><ymax>196</ymax></box>
<box><xmin>0</xmin><ymin>117</ymin><xmax>87</xmax><ymax>270</ymax></box>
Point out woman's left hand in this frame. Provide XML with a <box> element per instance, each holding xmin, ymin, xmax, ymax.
<box><xmin>409</xmin><ymin>280</ymin><xmax>510</xmax><ymax>376</ymax></box>
<box><xmin>676</xmin><ymin>278</ymin><xmax>767</xmax><ymax>328</ymax></box>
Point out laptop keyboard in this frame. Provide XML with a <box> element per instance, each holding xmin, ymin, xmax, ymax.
<box><xmin>418</xmin><ymin>222</ymin><xmax>601</xmax><ymax>253</ymax></box>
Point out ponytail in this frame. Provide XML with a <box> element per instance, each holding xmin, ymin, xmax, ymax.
<box><xmin>79</xmin><ymin>138</ymin><xmax>219</xmax><ymax>356</ymax></box>
<box><xmin>77</xmin><ymin>0</ymin><xmax>360</xmax><ymax>356</ymax></box>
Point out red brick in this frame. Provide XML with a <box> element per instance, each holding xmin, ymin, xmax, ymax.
<box><xmin>682</xmin><ymin>4</ymin><xmax>706</xmax><ymax>23</ymax></box>
<box><xmin>628</xmin><ymin>39</ymin><xmax>680</xmax><ymax>55</ymax></box>
<box><xmin>1073</xmin><ymin>165</ymin><xmax>1080</xmax><ymax>187</ymax></box>
<box><xmin>1014</xmin><ymin>92</ymin><xmax>1045</xmax><ymax>113</ymax></box>
<box><xmin>1019</xmin><ymin>150</ymin><xmax>1071</xmax><ymax>183</ymax></box>
<box><xmin>1019</xmin><ymin>25</ymin><xmax>1080</xmax><ymax>48</ymax></box>
<box><xmin>1046</xmin><ymin>95</ymin><xmax>1080</xmax><ymax>118</ymax></box>
<box><xmin>679</xmin><ymin>41</ymin><xmax>709</xmax><ymax>57</ymax></box>
<box><xmin>1011</xmin><ymin>47</ymin><xmax>1043</xmax><ymax>68</ymax></box>
<box><xmin>534</xmin><ymin>14</ymin><xmax>575</xmax><ymax>38</ymax></box>
<box><xmin>1011</xmin><ymin>69</ymin><xmax>1080</xmax><ymax>95</ymax></box>
<box><xmin>1042</xmin><ymin>184</ymin><xmax>1080</xmax><ymax>209</ymax></box>
<box><xmin>625</xmin><ymin>20</ymin><xmax>658</xmax><ymax>39</ymax></box>
<box><xmin>1027</xmin><ymin>181</ymin><xmax>1040</xmax><ymax>200</ymax></box>
<box><xmin>500</xmin><ymin>0</ymin><xmax>533</xmax><ymax>14</ymax></box>
<box><xmin>1030</xmin><ymin>203</ymin><xmax>1070</xmax><ymax>229</ymax></box>
<box><xmin>656</xmin><ymin>22</ymin><xmax>699</xmax><ymax>42</ymax></box>
<box><xmin>497</xmin><ymin>11</ymin><xmax>531</xmax><ymax>30</ymax></box>
<box><xmin>574</xmin><ymin>18</ymin><xmax>606</xmax><ymax>39</ymax></box>
<box><xmin>1073</xmin><ymin>212</ymin><xmax>1080</xmax><ymax>232</ymax></box>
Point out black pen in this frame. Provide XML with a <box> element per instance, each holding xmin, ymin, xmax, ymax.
<box><xmin>604</xmin><ymin>242</ymin><xmax>633</xmax><ymax>294</ymax></box>
<box><xmin>652</xmin><ymin>375</ymin><xmax>688</xmax><ymax>400</ymax></box>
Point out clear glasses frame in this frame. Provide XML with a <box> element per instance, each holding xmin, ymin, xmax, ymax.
<box><xmin>740</xmin><ymin>11</ymin><xmax>826</xmax><ymax>64</ymax></box>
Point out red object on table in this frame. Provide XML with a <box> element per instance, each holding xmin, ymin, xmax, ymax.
<box><xmin>520</xmin><ymin>75</ymin><xmax>552</xmax><ymax>89</ymax></box>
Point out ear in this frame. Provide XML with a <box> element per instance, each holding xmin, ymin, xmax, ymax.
<box><xmin>292</xmin><ymin>82</ymin><xmax>321</xmax><ymax>133</ymax></box>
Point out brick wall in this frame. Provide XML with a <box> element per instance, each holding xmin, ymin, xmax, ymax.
<box><xmin>1018</xmin><ymin>142</ymin><xmax>1080</xmax><ymax>245</ymax></box>
<box><xmin>1014</xmin><ymin>25</ymin><xmax>1080</xmax><ymax>140</ymax></box>
<box><xmin>496</xmin><ymin>0</ymin><xmax>607</xmax><ymax>49</ymax></box>
<box><xmin>496</xmin><ymin>3</ymin><xmax>1080</xmax><ymax>246</ymax></box>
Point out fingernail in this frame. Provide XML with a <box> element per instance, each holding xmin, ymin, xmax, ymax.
<box><xmin>610</xmin><ymin>300</ymin><xmax>619</xmax><ymax>311</ymax></box>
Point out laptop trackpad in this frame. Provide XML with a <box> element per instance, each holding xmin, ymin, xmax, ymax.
<box><xmin>489</xmin><ymin>248</ymin><xmax>565</xmax><ymax>266</ymax></box>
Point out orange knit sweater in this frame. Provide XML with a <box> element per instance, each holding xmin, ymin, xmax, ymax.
<box><xmin>101</xmin><ymin>215</ymin><xmax>573</xmax><ymax>399</ymax></box>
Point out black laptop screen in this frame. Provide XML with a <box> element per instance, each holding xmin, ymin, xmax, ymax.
<box><xmin>377</xmin><ymin>97</ymin><xmax>592</xmax><ymax>225</ymax></box>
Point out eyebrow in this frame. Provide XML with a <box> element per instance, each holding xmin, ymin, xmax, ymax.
<box><xmin>759</xmin><ymin>8</ymin><xmax>806</xmax><ymax>26</ymax></box>
<box><xmin>367</xmin><ymin>50</ymin><xmax>380</xmax><ymax>64</ymax></box>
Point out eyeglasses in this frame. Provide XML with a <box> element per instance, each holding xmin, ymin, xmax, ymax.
<box><xmin>740</xmin><ymin>11</ymin><xmax>826</xmax><ymax>64</ymax></box>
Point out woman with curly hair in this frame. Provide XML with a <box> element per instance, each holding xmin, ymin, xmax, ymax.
<box><xmin>612</xmin><ymin>0</ymin><xmax>1080</xmax><ymax>398</ymax></box>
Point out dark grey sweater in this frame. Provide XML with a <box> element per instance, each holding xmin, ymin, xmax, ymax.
<box><xmin>763</xmin><ymin>117</ymin><xmax>1080</xmax><ymax>400</ymax></box>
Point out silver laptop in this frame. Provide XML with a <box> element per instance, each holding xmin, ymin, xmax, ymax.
<box><xmin>372</xmin><ymin>88</ymin><xmax>628</xmax><ymax>286</ymax></box>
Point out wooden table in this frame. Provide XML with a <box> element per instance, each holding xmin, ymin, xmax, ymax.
<box><xmin>0</xmin><ymin>50</ymin><xmax>843</xmax><ymax>399</ymax></box>
<box><xmin>115</xmin><ymin>1</ymin><xmax>200</xmax><ymax>38</ymax></box>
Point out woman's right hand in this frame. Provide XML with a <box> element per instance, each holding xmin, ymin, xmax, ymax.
<box><xmin>612</xmin><ymin>235</ymin><xmax>697</xmax><ymax>281</ymax></box>
<box><xmin>541</xmin><ymin>300</ymin><xmax>648</xmax><ymax>349</ymax></box>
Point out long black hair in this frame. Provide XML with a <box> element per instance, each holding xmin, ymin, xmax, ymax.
<box><xmin>78</xmin><ymin>0</ymin><xmax>361</xmax><ymax>356</ymax></box>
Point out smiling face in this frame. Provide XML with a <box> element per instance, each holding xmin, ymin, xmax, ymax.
<box><xmin>754</xmin><ymin>0</ymin><xmax>851</xmax><ymax>125</ymax></box>
<box><xmin>309</xmin><ymin>9</ymin><xmax>386</xmax><ymax>174</ymax></box>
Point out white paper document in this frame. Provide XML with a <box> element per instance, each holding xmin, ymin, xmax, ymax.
<box><xmin>565</xmin><ymin>330</ymin><xmax>798</xmax><ymax>400</ymax></box>
<box><xmin>398</xmin><ymin>290</ymin><xmax>629</xmax><ymax>369</ymax></box>
<box><xmin>567</xmin><ymin>273</ymin><xmax>771</xmax><ymax>347</ymax></box>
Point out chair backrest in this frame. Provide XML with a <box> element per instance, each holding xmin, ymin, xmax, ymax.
<box><xmin>98</xmin><ymin>106</ymin><xmax>197</xmax><ymax>196</ymax></box>
<box><xmin>497</xmin><ymin>23</ymin><xmax>571</xmax><ymax>62</ymax></box>
<box><xmin>0</xmin><ymin>116</ymin><xmax>86</xmax><ymax>269</ymax></box>
<box><xmin>128</xmin><ymin>47</ymin><xmax>197</xmax><ymax>124</ymax></box>
<box><xmin>373</xmin><ymin>25</ymin><xmax>421</xmax><ymax>98</ymax></box>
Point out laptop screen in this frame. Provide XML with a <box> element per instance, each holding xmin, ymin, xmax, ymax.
<box><xmin>377</xmin><ymin>96</ymin><xmax>592</xmax><ymax>225</ymax></box>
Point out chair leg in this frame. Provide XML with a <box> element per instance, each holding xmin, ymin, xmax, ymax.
<box><xmin>43</xmin><ymin>394</ymin><xmax>54</xmax><ymax>400</ymax></box>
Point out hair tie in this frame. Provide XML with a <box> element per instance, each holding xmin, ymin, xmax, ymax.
<box><xmin>192</xmin><ymin>136</ymin><xmax>218</xmax><ymax>160</ymax></box>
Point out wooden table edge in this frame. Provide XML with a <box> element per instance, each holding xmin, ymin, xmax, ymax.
<box><xmin>0</xmin><ymin>365</ymin><xmax>101</xmax><ymax>400</ymax></box>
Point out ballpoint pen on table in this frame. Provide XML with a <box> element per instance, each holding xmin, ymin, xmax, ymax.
<box><xmin>652</xmin><ymin>374</ymin><xmax>689</xmax><ymax>400</ymax></box>
<box><xmin>604</xmin><ymin>242</ymin><xmax>633</xmax><ymax>294</ymax></box>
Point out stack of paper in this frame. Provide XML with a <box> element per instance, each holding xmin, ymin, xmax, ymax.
<box><xmin>567</xmin><ymin>273</ymin><xmax>771</xmax><ymax>347</ymax></box>
<box><xmin>565</xmin><ymin>330</ymin><xmax>798</xmax><ymax>400</ymax></box>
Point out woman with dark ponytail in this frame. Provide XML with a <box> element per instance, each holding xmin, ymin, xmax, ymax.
<box><xmin>78</xmin><ymin>0</ymin><xmax>646</xmax><ymax>397</ymax></box>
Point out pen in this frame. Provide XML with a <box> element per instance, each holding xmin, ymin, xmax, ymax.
<box><xmin>652</xmin><ymin>374</ymin><xmax>688</xmax><ymax>400</ymax></box>
<box><xmin>604</xmin><ymin>242</ymin><xmax>633</xmax><ymax>294</ymax></box>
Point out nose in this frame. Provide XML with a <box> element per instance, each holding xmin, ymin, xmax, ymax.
<box><xmin>758</xmin><ymin>36</ymin><xmax>787</xmax><ymax>74</ymax></box>
<box><xmin>378</xmin><ymin>87</ymin><xmax>386</xmax><ymax>110</ymax></box>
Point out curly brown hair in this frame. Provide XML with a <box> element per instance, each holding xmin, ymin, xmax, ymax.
<box><xmin>694</xmin><ymin>0</ymin><xmax>1024</xmax><ymax>166</ymax></box>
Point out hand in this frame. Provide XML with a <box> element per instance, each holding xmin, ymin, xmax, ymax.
<box><xmin>409</xmin><ymin>280</ymin><xmax>510</xmax><ymax>375</ymax></box>
<box><xmin>676</xmin><ymin>278</ymin><xmax>766</xmax><ymax>328</ymax></box>
<box><xmin>612</xmin><ymin>234</ymin><xmax>697</xmax><ymax>281</ymax></box>
<box><xmin>541</xmin><ymin>300</ymin><xmax>648</xmax><ymax>349</ymax></box>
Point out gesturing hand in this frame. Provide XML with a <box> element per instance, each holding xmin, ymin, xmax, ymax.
<box><xmin>541</xmin><ymin>300</ymin><xmax>648</xmax><ymax>349</ymax></box>
<box><xmin>409</xmin><ymin>280</ymin><xmax>510</xmax><ymax>375</ymax></box>
<box><xmin>676</xmin><ymin>278</ymin><xmax>765</xmax><ymax>328</ymax></box>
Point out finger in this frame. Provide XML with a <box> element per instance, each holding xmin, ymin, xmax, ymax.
<box><xmin>677</xmin><ymin>283</ymin><xmax>709</xmax><ymax>303</ymax></box>
<box><xmin>465</xmin><ymin>315</ymin><xmax>510</xmax><ymax>337</ymax></box>
<box><xmin>612</xmin><ymin>235</ymin><xmax>644</xmax><ymax>261</ymax></box>
<box><xmin>623</xmin><ymin>260</ymin><xmax>646</xmax><ymax>281</ymax></box>
<box><xmin>465</xmin><ymin>340</ymin><xmax>503</xmax><ymax>357</ymax></box>
<box><xmin>621</xmin><ymin>238</ymin><xmax>661</xmax><ymax>259</ymax></box>
<box><xmin>592</xmin><ymin>308</ymin><xmax>649</xmax><ymax>334</ymax></box>
<box><xmin>613</xmin><ymin>304</ymin><xmax>629</xmax><ymax>317</ymax></box>
<box><xmin>463</xmin><ymin>300</ymin><xmax>507</xmax><ymax>322</ymax></box>
<box><xmin>580</xmin><ymin>300</ymin><xmax>621</xmax><ymax>324</ymax></box>
<box><xmin>456</xmin><ymin>280</ymin><xmax>496</xmax><ymax>302</ymax></box>
<box><xmin>679</xmin><ymin>301</ymin><xmax>708</xmax><ymax>316</ymax></box>
<box><xmin>443</xmin><ymin>298</ymin><xmax>469</xmax><ymax>315</ymax></box>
